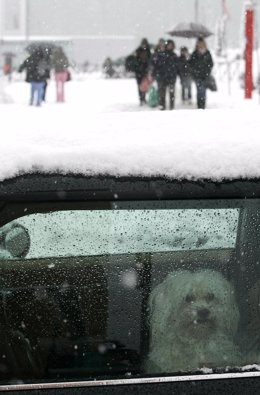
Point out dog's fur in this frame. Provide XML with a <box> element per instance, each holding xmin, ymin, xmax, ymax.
<box><xmin>146</xmin><ymin>270</ymin><xmax>241</xmax><ymax>373</ymax></box>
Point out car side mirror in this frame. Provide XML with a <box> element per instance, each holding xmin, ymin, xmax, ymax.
<box><xmin>0</xmin><ymin>223</ymin><xmax>30</xmax><ymax>259</ymax></box>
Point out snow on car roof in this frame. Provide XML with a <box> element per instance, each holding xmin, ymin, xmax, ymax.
<box><xmin>1</xmin><ymin>105</ymin><xmax>260</xmax><ymax>182</ymax></box>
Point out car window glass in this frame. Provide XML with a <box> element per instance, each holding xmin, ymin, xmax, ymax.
<box><xmin>0</xmin><ymin>208</ymin><xmax>239</xmax><ymax>259</ymax></box>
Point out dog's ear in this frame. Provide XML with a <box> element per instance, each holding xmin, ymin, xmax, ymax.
<box><xmin>149</xmin><ymin>271</ymin><xmax>192</xmax><ymax>325</ymax></box>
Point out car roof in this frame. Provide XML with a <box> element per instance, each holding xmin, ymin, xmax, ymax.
<box><xmin>1</xmin><ymin>173</ymin><xmax>260</xmax><ymax>202</ymax></box>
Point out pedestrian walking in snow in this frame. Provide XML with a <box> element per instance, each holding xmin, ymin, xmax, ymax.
<box><xmin>103</xmin><ymin>57</ymin><xmax>115</xmax><ymax>78</ymax></box>
<box><xmin>51</xmin><ymin>46</ymin><xmax>70</xmax><ymax>103</ymax></box>
<box><xmin>179</xmin><ymin>47</ymin><xmax>192</xmax><ymax>104</ymax></box>
<box><xmin>150</xmin><ymin>38</ymin><xmax>165</xmax><ymax>79</ymax></box>
<box><xmin>189</xmin><ymin>38</ymin><xmax>214</xmax><ymax>109</ymax></box>
<box><xmin>151</xmin><ymin>38</ymin><xmax>166</xmax><ymax>68</ymax></box>
<box><xmin>135</xmin><ymin>38</ymin><xmax>151</xmax><ymax>106</ymax></box>
<box><xmin>18</xmin><ymin>48</ymin><xmax>48</xmax><ymax>106</ymax></box>
<box><xmin>151</xmin><ymin>39</ymin><xmax>179</xmax><ymax>110</ymax></box>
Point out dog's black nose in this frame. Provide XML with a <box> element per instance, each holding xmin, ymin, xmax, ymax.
<box><xmin>198</xmin><ymin>308</ymin><xmax>210</xmax><ymax>319</ymax></box>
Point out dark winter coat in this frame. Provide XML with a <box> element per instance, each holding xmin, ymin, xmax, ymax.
<box><xmin>178</xmin><ymin>54</ymin><xmax>192</xmax><ymax>82</ymax></box>
<box><xmin>152</xmin><ymin>50</ymin><xmax>179</xmax><ymax>83</ymax></box>
<box><xmin>135</xmin><ymin>45</ymin><xmax>151</xmax><ymax>81</ymax></box>
<box><xmin>19</xmin><ymin>52</ymin><xmax>49</xmax><ymax>83</ymax></box>
<box><xmin>189</xmin><ymin>49</ymin><xmax>213</xmax><ymax>82</ymax></box>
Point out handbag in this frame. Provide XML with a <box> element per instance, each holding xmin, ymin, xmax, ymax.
<box><xmin>205</xmin><ymin>74</ymin><xmax>217</xmax><ymax>91</ymax></box>
<box><xmin>139</xmin><ymin>76</ymin><xmax>151</xmax><ymax>93</ymax></box>
<box><xmin>147</xmin><ymin>84</ymin><xmax>159</xmax><ymax>108</ymax></box>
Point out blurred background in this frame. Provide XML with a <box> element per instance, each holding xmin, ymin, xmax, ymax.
<box><xmin>0</xmin><ymin>0</ymin><xmax>259</xmax><ymax>68</ymax></box>
<box><xmin>0</xmin><ymin>0</ymin><xmax>259</xmax><ymax>107</ymax></box>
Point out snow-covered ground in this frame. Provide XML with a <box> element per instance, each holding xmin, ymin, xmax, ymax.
<box><xmin>3</xmin><ymin>71</ymin><xmax>260</xmax><ymax>110</ymax></box>
<box><xmin>0</xmin><ymin>73</ymin><xmax>260</xmax><ymax>182</ymax></box>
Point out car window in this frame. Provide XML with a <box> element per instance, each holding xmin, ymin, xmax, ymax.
<box><xmin>0</xmin><ymin>199</ymin><xmax>260</xmax><ymax>385</ymax></box>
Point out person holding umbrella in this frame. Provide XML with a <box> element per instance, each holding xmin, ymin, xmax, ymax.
<box><xmin>18</xmin><ymin>48</ymin><xmax>48</xmax><ymax>106</ymax></box>
<box><xmin>166</xmin><ymin>22</ymin><xmax>213</xmax><ymax>109</ymax></box>
<box><xmin>189</xmin><ymin>37</ymin><xmax>214</xmax><ymax>109</ymax></box>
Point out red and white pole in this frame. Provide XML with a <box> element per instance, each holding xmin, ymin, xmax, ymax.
<box><xmin>244</xmin><ymin>1</ymin><xmax>254</xmax><ymax>99</ymax></box>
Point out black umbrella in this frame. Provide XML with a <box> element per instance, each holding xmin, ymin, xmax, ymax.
<box><xmin>25</xmin><ymin>42</ymin><xmax>58</xmax><ymax>56</ymax></box>
<box><xmin>167</xmin><ymin>22</ymin><xmax>213</xmax><ymax>38</ymax></box>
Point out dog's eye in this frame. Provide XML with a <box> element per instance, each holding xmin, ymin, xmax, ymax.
<box><xmin>185</xmin><ymin>294</ymin><xmax>195</xmax><ymax>303</ymax></box>
<box><xmin>206</xmin><ymin>292</ymin><xmax>215</xmax><ymax>302</ymax></box>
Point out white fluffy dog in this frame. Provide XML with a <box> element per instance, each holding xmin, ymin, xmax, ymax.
<box><xmin>146</xmin><ymin>270</ymin><xmax>241</xmax><ymax>373</ymax></box>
